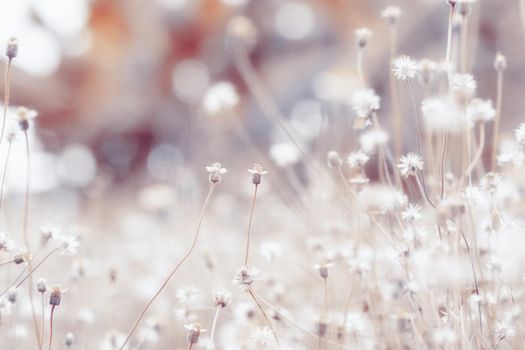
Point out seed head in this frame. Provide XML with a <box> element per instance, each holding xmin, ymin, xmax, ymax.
<box><xmin>355</xmin><ymin>28</ymin><xmax>372</xmax><ymax>48</ymax></box>
<box><xmin>494</xmin><ymin>52</ymin><xmax>507</xmax><ymax>72</ymax></box>
<box><xmin>184</xmin><ymin>322</ymin><xmax>207</xmax><ymax>345</ymax></box>
<box><xmin>64</xmin><ymin>332</ymin><xmax>75</xmax><ymax>347</ymax></box>
<box><xmin>5</xmin><ymin>37</ymin><xmax>17</xmax><ymax>59</ymax></box>
<box><xmin>37</xmin><ymin>278</ymin><xmax>48</xmax><ymax>293</ymax></box>
<box><xmin>248</xmin><ymin>164</ymin><xmax>268</xmax><ymax>185</ymax></box>
<box><xmin>49</xmin><ymin>286</ymin><xmax>63</xmax><ymax>306</ymax></box>
<box><xmin>206</xmin><ymin>162</ymin><xmax>227</xmax><ymax>184</ymax></box>
<box><xmin>15</xmin><ymin>107</ymin><xmax>38</xmax><ymax>131</ymax></box>
<box><xmin>213</xmin><ymin>289</ymin><xmax>233</xmax><ymax>308</ymax></box>
<box><xmin>233</xmin><ymin>265</ymin><xmax>259</xmax><ymax>286</ymax></box>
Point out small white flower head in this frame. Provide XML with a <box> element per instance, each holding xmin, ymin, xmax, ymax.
<box><xmin>248</xmin><ymin>164</ymin><xmax>268</xmax><ymax>185</ymax></box>
<box><xmin>5</xmin><ymin>37</ymin><xmax>18</xmax><ymax>59</ymax></box>
<box><xmin>467</xmin><ymin>98</ymin><xmax>495</xmax><ymax>126</ymax></box>
<box><xmin>392</xmin><ymin>56</ymin><xmax>418</xmax><ymax>80</ymax></box>
<box><xmin>398</xmin><ymin>153</ymin><xmax>423</xmax><ymax>178</ymax></box>
<box><xmin>351</xmin><ymin>89</ymin><xmax>380</xmax><ymax>118</ymax></box>
<box><xmin>226</xmin><ymin>15</ymin><xmax>257</xmax><ymax>49</ymax></box>
<box><xmin>184</xmin><ymin>322</ymin><xmax>207</xmax><ymax>345</ymax></box>
<box><xmin>494</xmin><ymin>52</ymin><xmax>507</xmax><ymax>72</ymax></box>
<box><xmin>206</xmin><ymin>162</ymin><xmax>227</xmax><ymax>184</ymax></box>
<box><xmin>64</xmin><ymin>332</ymin><xmax>75</xmax><ymax>347</ymax></box>
<box><xmin>381</xmin><ymin>6</ymin><xmax>402</xmax><ymax>25</ymax></box>
<box><xmin>269</xmin><ymin>142</ymin><xmax>300</xmax><ymax>167</ymax></box>
<box><xmin>251</xmin><ymin>327</ymin><xmax>274</xmax><ymax>347</ymax></box>
<box><xmin>480</xmin><ymin>172</ymin><xmax>501</xmax><ymax>193</ymax></box>
<box><xmin>516</xmin><ymin>123</ymin><xmax>525</xmax><ymax>146</ymax></box>
<box><xmin>37</xmin><ymin>278</ymin><xmax>48</xmax><ymax>293</ymax></box>
<box><xmin>314</xmin><ymin>261</ymin><xmax>333</xmax><ymax>279</ymax></box>
<box><xmin>202</xmin><ymin>81</ymin><xmax>240</xmax><ymax>114</ymax></box>
<box><xmin>233</xmin><ymin>265</ymin><xmax>259</xmax><ymax>286</ymax></box>
<box><xmin>347</xmin><ymin>150</ymin><xmax>370</xmax><ymax>169</ymax></box>
<box><xmin>451</xmin><ymin>74</ymin><xmax>477</xmax><ymax>103</ymax></box>
<box><xmin>213</xmin><ymin>289</ymin><xmax>232</xmax><ymax>308</ymax></box>
<box><xmin>355</xmin><ymin>27</ymin><xmax>372</xmax><ymax>48</ymax></box>
<box><xmin>401</xmin><ymin>204</ymin><xmax>422</xmax><ymax>222</ymax></box>
<box><xmin>15</xmin><ymin>107</ymin><xmax>38</xmax><ymax>131</ymax></box>
<box><xmin>41</xmin><ymin>224</ymin><xmax>61</xmax><ymax>245</ymax></box>
<box><xmin>418</xmin><ymin>58</ymin><xmax>438</xmax><ymax>85</ymax></box>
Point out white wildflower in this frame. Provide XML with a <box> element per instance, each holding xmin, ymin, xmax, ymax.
<box><xmin>398</xmin><ymin>153</ymin><xmax>423</xmax><ymax>178</ymax></box>
<box><xmin>467</xmin><ymin>98</ymin><xmax>495</xmax><ymax>127</ymax></box>
<box><xmin>392</xmin><ymin>56</ymin><xmax>418</xmax><ymax>80</ymax></box>
<box><xmin>401</xmin><ymin>204</ymin><xmax>422</xmax><ymax>222</ymax></box>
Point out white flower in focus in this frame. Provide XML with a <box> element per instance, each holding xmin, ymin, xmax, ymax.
<box><xmin>401</xmin><ymin>204</ymin><xmax>422</xmax><ymax>222</ymax></box>
<box><xmin>467</xmin><ymin>98</ymin><xmax>495</xmax><ymax>126</ymax></box>
<box><xmin>202</xmin><ymin>81</ymin><xmax>240</xmax><ymax>113</ymax></box>
<box><xmin>514</xmin><ymin>123</ymin><xmax>525</xmax><ymax>146</ymax></box>
<box><xmin>347</xmin><ymin>150</ymin><xmax>370</xmax><ymax>169</ymax></box>
<box><xmin>392</xmin><ymin>56</ymin><xmax>418</xmax><ymax>80</ymax></box>
<box><xmin>350</xmin><ymin>89</ymin><xmax>380</xmax><ymax>118</ymax></box>
<box><xmin>269</xmin><ymin>142</ymin><xmax>300</xmax><ymax>167</ymax></box>
<box><xmin>398</xmin><ymin>153</ymin><xmax>423</xmax><ymax>178</ymax></box>
<box><xmin>251</xmin><ymin>327</ymin><xmax>274</xmax><ymax>346</ymax></box>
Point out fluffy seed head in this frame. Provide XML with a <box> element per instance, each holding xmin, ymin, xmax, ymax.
<box><xmin>248</xmin><ymin>164</ymin><xmax>268</xmax><ymax>185</ymax></box>
<box><xmin>206</xmin><ymin>162</ymin><xmax>227</xmax><ymax>184</ymax></box>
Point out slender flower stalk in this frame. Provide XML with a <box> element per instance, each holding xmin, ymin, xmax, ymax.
<box><xmin>118</xmin><ymin>168</ymin><xmax>221</xmax><ymax>350</ymax></box>
<box><xmin>491</xmin><ymin>53</ymin><xmax>506</xmax><ymax>171</ymax></box>
<box><xmin>245</xmin><ymin>165</ymin><xmax>267</xmax><ymax>265</ymax></box>
<box><xmin>0</xmin><ymin>137</ymin><xmax>13</xmax><ymax>211</ymax></box>
<box><xmin>0</xmin><ymin>37</ymin><xmax>17</xmax><ymax>147</ymax></box>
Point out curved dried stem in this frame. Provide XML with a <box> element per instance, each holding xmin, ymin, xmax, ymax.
<box><xmin>118</xmin><ymin>183</ymin><xmax>216</xmax><ymax>350</ymax></box>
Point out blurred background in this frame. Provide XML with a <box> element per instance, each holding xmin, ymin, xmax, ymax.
<box><xmin>0</xmin><ymin>0</ymin><xmax>521</xmax><ymax>190</ymax></box>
